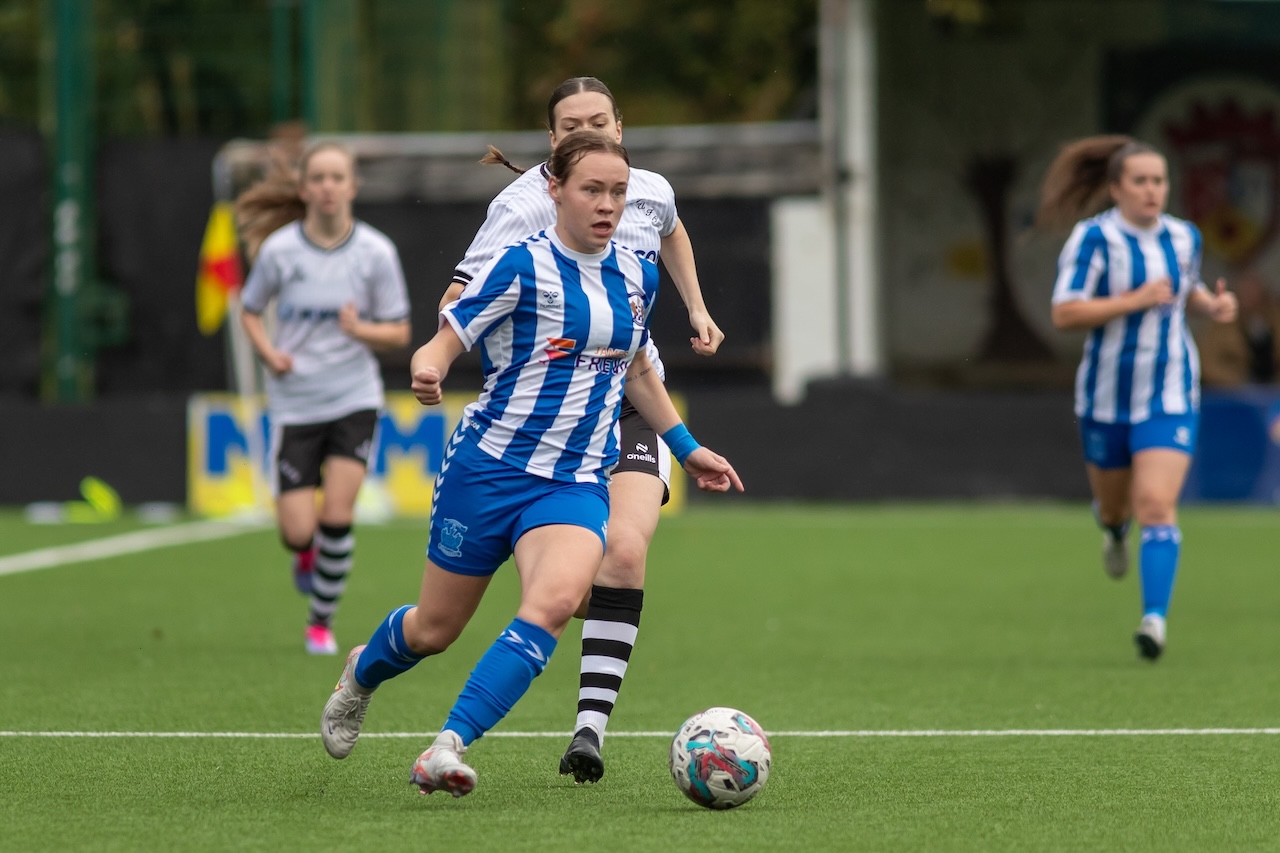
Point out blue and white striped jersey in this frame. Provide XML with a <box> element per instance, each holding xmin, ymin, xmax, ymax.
<box><xmin>1052</xmin><ymin>208</ymin><xmax>1205</xmax><ymax>424</ymax></box>
<box><xmin>452</xmin><ymin>161</ymin><xmax>677</xmax><ymax>381</ymax></box>
<box><xmin>442</xmin><ymin>227</ymin><xmax>661</xmax><ymax>484</ymax></box>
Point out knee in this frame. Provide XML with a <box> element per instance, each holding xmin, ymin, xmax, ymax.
<box><xmin>1132</xmin><ymin>492</ymin><xmax>1176</xmax><ymax>527</ymax></box>
<box><xmin>601</xmin><ymin>531</ymin><xmax>649</xmax><ymax>581</ymax></box>
<box><xmin>401</xmin><ymin>612</ymin><xmax>461</xmax><ymax>657</ymax></box>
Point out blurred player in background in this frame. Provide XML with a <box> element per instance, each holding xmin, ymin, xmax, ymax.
<box><xmin>438</xmin><ymin>76</ymin><xmax>725</xmax><ymax>782</ymax></box>
<box><xmin>236</xmin><ymin>143</ymin><xmax>411</xmax><ymax>655</ymax></box>
<box><xmin>1040</xmin><ymin>135</ymin><xmax>1238</xmax><ymax>660</ymax></box>
<box><xmin>319</xmin><ymin>132</ymin><xmax>743</xmax><ymax>798</ymax></box>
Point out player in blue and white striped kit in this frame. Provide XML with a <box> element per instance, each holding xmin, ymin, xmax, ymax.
<box><xmin>440</xmin><ymin>77</ymin><xmax>726</xmax><ymax>783</ymax></box>
<box><xmin>318</xmin><ymin>132</ymin><xmax>743</xmax><ymax>798</ymax></box>
<box><xmin>1042</xmin><ymin>136</ymin><xmax>1238</xmax><ymax>660</ymax></box>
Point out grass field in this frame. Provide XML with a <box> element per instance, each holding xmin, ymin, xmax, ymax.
<box><xmin>2</xmin><ymin>503</ymin><xmax>1278</xmax><ymax>851</ymax></box>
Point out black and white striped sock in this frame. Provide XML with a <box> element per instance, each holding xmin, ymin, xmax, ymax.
<box><xmin>575</xmin><ymin>585</ymin><xmax>643</xmax><ymax>746</ymax></box>
<box><xmin>308</xmin><ymin>523</ymin><xmax>353</xmax><ymax>628</ymax></box>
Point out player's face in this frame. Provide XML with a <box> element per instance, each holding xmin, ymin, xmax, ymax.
<box><xmin>549</xmin><ymin>92</ymin><xmax>622</xmax><ymax>148</ymax></box>
<box><xmin>299</xmin><ymin>149</ymin><xmax>357</xmax><ymax>218</ymax></box>
<box><xmin>549</xmin><ymin>151</ymin><xmax>629</xmax><ymax>253</ymax></box>
<box><xmin>1110</xmin><ymin>152</ymin><xmax>1168</xmax><ymax>228</ymax></box>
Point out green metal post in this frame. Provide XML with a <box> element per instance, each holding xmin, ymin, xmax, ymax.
<box><xmin>300</xmin><ymin>0</ymin><xmax>319</xmax><ymax>129</ymax></box>
<box><xmin>271</xmin><ymin>0</ymin><xmax>295</xmax><ymax>123</ymax></box>
<box><xmin>47</xmin><ymin>0</ymin><xmax>94</xmax><ymax>402</ymax></box>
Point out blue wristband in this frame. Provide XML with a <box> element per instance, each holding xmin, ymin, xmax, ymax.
<box><xmin>660</xmin><ymin>424</ymin><xmax>701</xmax><ymax>466</ymax></box>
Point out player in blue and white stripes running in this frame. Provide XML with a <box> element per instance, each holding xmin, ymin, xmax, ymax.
<box><xmin>1041</xmin><ymin>135</ymin><xmax>1238</xmax><ymax>660</ymax></box>
<box><xmin>319</xmin><ymin>131</ymin><xmax>743</xmax><ymax>798</ymax></box>
<box><xmin>440</xmin><ymin>77</ymin><xmax>725</xmax><ymax>783</ymax></box>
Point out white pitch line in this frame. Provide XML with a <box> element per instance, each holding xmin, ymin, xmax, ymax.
<box><xmin>0</xmin><ymin>520</ymin><xmax>269</xmax><ymax>578</ymax></box>
<box><xmin>2</xmin><ymin>728</ymin><xmax>1280</xmax><ymax>739</ymax></box>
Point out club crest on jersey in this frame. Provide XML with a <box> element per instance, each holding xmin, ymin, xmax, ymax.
<box><xmin>628</xmin><ymin>292</ymin><xmax>647</xmax><ymax>328</ymax></box>
<box><xmin>540</xmin><ymin>337</ymin><xmax>577</xmax><ymax>363</ymax></box>
<box><xmin>438</xmin><ymin>518</ymin><xmax>468</xmax><ymax>558</ymax></box>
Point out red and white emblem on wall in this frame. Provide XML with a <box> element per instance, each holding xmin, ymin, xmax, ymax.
<box><xmin>1138</xmin><ymin>80</ymin><xmax>1280</xmax><ymax>269</ymax></box>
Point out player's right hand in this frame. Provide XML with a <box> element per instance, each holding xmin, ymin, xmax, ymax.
<box><xmin>412</xmin><ymin>366</ymin><xmax>443</xmax><ymax>406</ymax></box>
<box><xmin>1132</xmin><ymin>276</ymin><xmax>1174</xmax><ymax>309</ymax></box>
<box><xmin>265</xmin><ymin>350</ymin><xmax>293</xmax><ymax>376</ymax></box>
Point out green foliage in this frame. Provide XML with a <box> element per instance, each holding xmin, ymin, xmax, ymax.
<box><xmin>506</xmin><ymin>0</ymin><xmax>818</xmax><ymax>127</ymax></box>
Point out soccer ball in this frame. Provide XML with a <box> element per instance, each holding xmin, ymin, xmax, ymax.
<box><xmin>669</xmin><ymin>706</ymin><xmax>771</xmax><ymax>809</ymax></box>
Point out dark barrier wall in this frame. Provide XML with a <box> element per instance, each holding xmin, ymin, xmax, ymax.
<box><xmin>0</xmin><ymin>384</ymin><xmax>1091</xmax><ymax>505</ymax></box>
<box><xmin>0</xmin><ymin>128</ymin><xmax>47</xmax><ymax>397</ymax></box>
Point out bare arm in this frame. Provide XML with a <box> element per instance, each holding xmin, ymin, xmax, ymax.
<box><xmin>660</xmin><ymin>218</ymin><xmax>724</xmax><ymax>355</ymax></box>
<box><xmin>338</xmin><ymin>304</ymin><xmax>410</xmax><ymax>350</ymax></box>
<box><xmin>623</xmin><ymin>350</ymin><xmax>744</xmax><ymax>493</ymax></box>
<box><xmin>1186</xmin><ymin>278</ymin><xmax>1238</xmax><ymax>323</ymax></box>
<box><xmin>240</xmin><ymin>309</ymin><xmax>292</xmax><ymax>376</ymax></box>
<box><xmin>439</xmin><ymin>282</ymin><xmax>466</xmax><ymax>314</ymax></box>
<box><xmin>1051</xmin><ymin>277</ymin><xmax>1172</xmax><ymax>331</ymax></box>
<box><xmin>409</xmin><ymin>321</ymin><xmax>468</xmax><ymax>406</ymax></box>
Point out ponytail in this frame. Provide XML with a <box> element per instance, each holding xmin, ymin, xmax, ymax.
<box><xmin>480</xmin><ymin>144</ymin><xmax>526</xmax><ymax>175</ymax></box>
<box><xmin>1037</xmin><ymin>135</ymin><xmax>1160</xmax><ymax>230</ymax></box>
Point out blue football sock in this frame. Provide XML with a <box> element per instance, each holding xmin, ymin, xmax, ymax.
<box><xmin>443</xmin><ymin>618</ymin><xmax>558</xmax><ymax>746</ymax></box>
<box><xmin>353</xmin><ymin>605</ymin><xmax>424</xmax><ymax>689</ymax></box>
<box><xmin>1139</xmin><ymin>525</ymin><xmax>1181</xmax><ymax>617</ymax></box>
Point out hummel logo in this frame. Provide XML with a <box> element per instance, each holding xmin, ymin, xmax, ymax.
<box><xmin>503</xmin><ymin>628</ymin><xmax>546</xmax><ymax>663</ymax></box>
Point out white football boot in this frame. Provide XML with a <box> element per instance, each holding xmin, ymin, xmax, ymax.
<box><xmin>1134</xmin><ymin>613</ymin><xmax>1166</xmax><ymax>661</ymax></box>
<box><xmin>410</xmin><ymin>730</ymin><xmax>477</xmax><ymax>797</ymax></box>
<box><xmin>321</xmin><ymin>645</ymin><xmax>374</xmax><ymax>759</ymax></box>
<box><xmin>1102</xmin><ymin>532</ymin><xmax>1129</xmax><ymax>580</ymax></box>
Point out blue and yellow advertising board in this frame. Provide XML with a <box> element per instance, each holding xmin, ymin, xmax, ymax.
<box><xmin>187</xmin><ymin>392</ymin><xmax>684</xmax><ymax>517</ymax></box>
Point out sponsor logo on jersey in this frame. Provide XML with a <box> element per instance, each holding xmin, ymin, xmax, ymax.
<box><xmin>540</xmin><ymin>336</ymin><xmax>577</xmax><ymax>363</ymax></box>
<box><xmin>575</xmin><ymin>354</ymin><xmax>630</xmax><ymax>375</ymax></box>
<box><xmin>1174</xmin><ymin>426</ymin><xmax>1191</xmax><ymax>447</ymax></box>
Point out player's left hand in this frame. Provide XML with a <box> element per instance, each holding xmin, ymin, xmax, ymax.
<box><xmin>1208</xmin><ymin>278</ymin><xmax>1238</xmax><ymax>323</ymax></box>
<box><xmin>689</xmin><ymin>309</ymin><xmax>725</xmax><ymax>357</ymax></box>
<box><xmin>339</xmin><ymin>302</ymin><xmax>363</xmax><ymax>337</ymax></box>
<box><xmin>683</xmin><ymin>447</ymin><xmax>744</xmax><ymax>493</ymax></box>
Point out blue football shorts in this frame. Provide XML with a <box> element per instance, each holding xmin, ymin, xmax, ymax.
<box><xmin>1079</xmin><ymin>412</ymin><xmax>1199</xmax><ymax>470</ymax></box>
<box><xmin>426</xmin><ymin>432</ymin><xmax>610</xmax><ymax>577</ymax></box>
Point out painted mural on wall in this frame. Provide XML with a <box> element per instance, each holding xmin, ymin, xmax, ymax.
<box><xmin>879</xmin><ymin>0</ymin><xmax>1280</xmax><ymax>377</ymax></box>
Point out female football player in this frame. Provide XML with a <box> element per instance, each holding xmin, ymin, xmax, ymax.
<box><xmin>319</xmin><ymin>132</ymin><xmax>743</xmax><ymax>798</ymax></box>
<box><xmin>237</xmin><ymin>143</ymin><xmax>411</xmax><ymax>655</ymax></box>
<box><xmin>440</xmin><ymin>76</ymin><xmax>724</xmax><ymax>783</ymax></box>
<box><xmin>1040</xmin><ymin>135</ymin><xmax>1237</xmax><ymax>660</ymax></box>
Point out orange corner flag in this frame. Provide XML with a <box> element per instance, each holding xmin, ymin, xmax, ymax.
<box><xmin>196</xmin><ymin>201</ymin><xmax>244</xmax><ymax>335</ymax></box>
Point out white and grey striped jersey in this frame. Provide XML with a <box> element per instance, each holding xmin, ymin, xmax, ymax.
<box><xmin>452</xmin><ymin>161</ymin><xmax>677</xmax><ymax>380</ymax></box>
<box><xmin>443</xmin><ymin>227</ymin><xmax>660</xmax><ymax>484</ymax></box>
<box><xmin>1052</xmin><ymin>207</ymin><xmax>1204</xmax><ymax>424</ymax></box>
<box><xmin>242</xmin><ymin>220</ymin><xmax>410</xmax><ymax>426</ymax></box>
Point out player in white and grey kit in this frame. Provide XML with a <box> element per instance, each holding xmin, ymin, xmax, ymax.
<box><xmin>1041</xmin><ymin>135</ymin><xmax>1237</xmax><ymax>661</ymax></box>
<box><xmin>238</xmin><ymin>143</ymin><xmax>411</xmax><ymax>656</ymax></box>
<box><xmin>438</xmin><ymin>77</ymin><xmax>725</xmax><ymax>783</ymax></box>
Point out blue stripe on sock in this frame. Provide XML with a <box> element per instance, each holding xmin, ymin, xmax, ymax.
<box><xmin>354</xmin><ymin>604</ymin><xmax>423</xmax><ymax>689</ymax></box>
<box><xmin>444</xmin><ymin>618</ymin><xmax>559</xmax><ymax>746</ymax></box>
<box><xmin>1139</xmin><ymin>525</ymin><xmax>1181</xmax><ymax>617</ymax></box>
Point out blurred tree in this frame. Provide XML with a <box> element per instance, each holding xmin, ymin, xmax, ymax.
<box><xmin>506</xmin><ymin>0</ymin><xmax>818</xmax><ymax>127</ymax></box>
